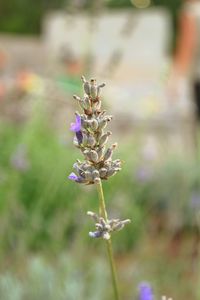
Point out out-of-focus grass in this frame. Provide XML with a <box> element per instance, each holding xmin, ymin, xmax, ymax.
<box><xmin>0</xmin><ymin>237</ymin><xmax>198</xmax><ymax>300</ymax></box>
<box><xmin>0</xmin><ymin>254</ymin><xmax>110</xmax><ymax>300</ymax></box>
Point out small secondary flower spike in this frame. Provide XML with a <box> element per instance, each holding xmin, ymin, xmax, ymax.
<box><xmin>68</xmin><ymin>76</ymin><xmax>121</xmax><ymax>184</ymax></box>
<box><xmin>87</xmin><ymin>211</ymin><xmax>131</xmax><ymax>240</ymax></box>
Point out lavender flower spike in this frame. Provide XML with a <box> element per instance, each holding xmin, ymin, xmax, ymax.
<box><xmin>70</xmin><ymin>115</ymin><xmax>81</xmax><ymax>132</ymax></box>
<box><xmin>68</xmin><ymin>76</ymin><xmax>122</xmax><ymax>184</ymax></box>
<box><xmin>138</xmin><ymin>282</ymin><xmax>154</xmax><ymax>300</ymax></box>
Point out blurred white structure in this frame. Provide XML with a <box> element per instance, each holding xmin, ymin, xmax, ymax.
<box><xmin>43</xmin><ymin>9</ymin><xmax>193</xmax><ymax>123</ymax></box>
<box><xmin>43</xmin><ymin>9</ymin><xmax>196</xmax><ymax>156</ymax></box>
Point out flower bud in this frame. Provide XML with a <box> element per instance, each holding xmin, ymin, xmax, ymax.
<box><xmin>73</xmin><ymin>95</ymin><xmax>81</xmax><ymax>102</ymax></box>
<box><xmin>112</xmin><ymin>219</ymin><xmax>131</xmax><ymax>231</ymax></box>
<box><xmin>80</xmin><ymin>162</ymin><xmax>89</xmax><ymax>171</ymax></box>
<box><xmin>87</xmin><ymin>134</ymin><xmax>96</xmax><ymax>147</ymax></box>
<box><xmin>83</xmin><ymin>150</ymin><xmax>90</xmax><ymax>160</ymax></box>
<box><xmin>89</xmin><ymin>231</ymin><xmax>102</xmax><ymax>238</ymax></box>
<box><xmin>83</xmin><ymin>95</ymin><xmax>91</xmax><ymax>110</ymax></box>
<box><xmin>99</xmin><ymin>168</ymin><xmax>107</xmax><ymax>178</ymax></box>
<box><xmin>81</xmin><ymin>120</ymin><xmax>88</xmax><ymax>129</ymax></box>
<box><xmin>92</xmin><ymin>170</ymin><xmax>100</xmax><ymax>183</ymax></box>
<box><xmin>90</xmin><ymin>79</ymin><xmax>97</xmax><ymax>99</ymax></box>
<box><xmin>91</xmin><ymin>119</ymin><xmax>99</xmax><ymax>131</ymax></box>
<box><xmin>95</xmin><ymin>130</ymin><xmax>103</xmax><ymax>141</ymax></box>
<box><xmin>86</xmin><ymin>165</ymin><xmax>95</xmax><ymax>173</ymax></box>
<box><xmin>99</xmin><ymin>110</ymin><xmax>106</xmax><ymax>117</ymax></box>
<box><xmin>84</xmin><ymin>171</ymin><xmax>93</xmax><ymax>181</ymax></box>
<box><xmin>81</xmin><ymin>76</ymin><xmax>91</xmax><ymax>95</ymax></box>
<box><xmin>82</xmin><ymin>133</ymin><xmax>88</xmax><ymax>146</ymax></box>
<box><xmin>73</xmin><ymin>163</ymin><xmax>83</xmax><ymax>176</ymax></box>
<box><xmin>93</xmin><ymin>100</ymin><xmax>101</xmax><ymax>112</ymax></box>
<box><xmin>104</xmin><ymin>115</ymin><xmax>113</xmax><ymax>122</ymax></box>
<box><xmin>106</xmin><ymin>169</ymin><xmax>116</xmax><ymax>177</ymax></box>
<box><xmin>87</xmin><ymin>211</ymin><xmax>99</xmax><ymax>221</ymax></box>
<box><xmin>104</xmin><ymin>143</ymin><xmax>117</xmax><ymax>161</ymax></box>
<box><xmin>90</xmin><ymin>150</ymin><xmax>99</xmax><ymax>162</ymax></box>
<box><xmin>98</xmin><ymin>119</ymin><xmax>107</xmax><ymax>130</ymax></box>
<box><xmin>97</xmin><ymin>146</ymin><xmax>105</xmax><ymax>160</ymax></box>
<box><xmin>95</xmin><ymin>223</ymin><xmax>103</xmax><ymax>230</ymax></box>
<box><xmin>97</xmin><ymin>83</ymin><xmax>106</xmax><ymax>97</ymax></box>
<box><xmin>99</xmin><ymin>131</ymin><xmax>112</xmax><ymax>147</ymax></box>
<box><xmin>108</xmin><ymin>167</ymin><xmax>121</xmax><ymax>177</ymax></box>
<box><xmin>113</xmin><ymin>159</ymin><xmax>121</xmax><ymax>167</ymax></box>
<box><xmin>113</xmin><ymin>163</ymin><xmax>121</xmax><ymax>169</ymax></box>
<box><xmin>94</xmin><ymin>177</ymin><xmax>101</xmax><ymax>183</ymax></box>
<box><xmin>102</xmin><ymin>232</ymin><xmax>110</xmax><ymax>240</ymax></box>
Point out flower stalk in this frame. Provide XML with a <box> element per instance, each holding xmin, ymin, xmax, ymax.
<box><xmin>96</xmin><ymin>180</ymin><xmax>120</xmax><ymax>300</ymax></box>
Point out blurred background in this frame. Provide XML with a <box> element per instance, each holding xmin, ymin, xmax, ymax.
<box><xmin>1</xmin><ymin>0</ymin><xmax>200</xmax><ymax>299</ymax></box>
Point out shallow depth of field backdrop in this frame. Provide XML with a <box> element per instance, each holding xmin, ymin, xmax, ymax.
<box><xmin>0</xmin><ymin>0</ymin><xmax>200</xmax><ymax>299</ymax></box>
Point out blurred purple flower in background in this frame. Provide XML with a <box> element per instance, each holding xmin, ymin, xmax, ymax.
<box><xmin>190</xmin><ymin>191</ymin><xmax>200</xmax><ymax>209</ymax></box>
<box><xmin>138</xmin><ymin>282</ymin><xmax>154</xmax><ymax>300</ymax></box>
<box><xmin>135</xmin><ymin>166</ymin><xmax>154</xmax><ymax>183</ymax></box>
<box><xmin>70</xmin><ymin>115</ymin><xmax>83</xmax><ymax>144</ymax></box>
<box><xmin>10</xmin><ymin>144</ymin><xmax>30</xmax><ymax>172</ymax></box>
<box><xmin>141</xmin><ymin>136</ymin><xmax>158</xmax><ymax>162</ymax></box>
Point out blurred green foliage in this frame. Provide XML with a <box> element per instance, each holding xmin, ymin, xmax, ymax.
<box><xmin>0</xmin><ymin>255</ymin><xmax>110</xmax><ymax>300</ymax></box>
<box><xmin>0</xmin><ymin>0</ymin><xmax>182</xmax><ymax>39</ymax></box>
<box><xmin>0</xmin><ymin>0</ymin><xmax>66</xmax><ymax>34</ymax></box>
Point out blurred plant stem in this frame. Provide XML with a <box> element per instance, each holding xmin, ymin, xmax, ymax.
<box><xmin>96</xmin><ymin>181</ymin><xmax>120</xmax><ymax>300</ymax></box>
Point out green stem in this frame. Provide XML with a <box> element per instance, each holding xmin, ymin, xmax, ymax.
<box><xmin>96</xmin><ymin>180</ymin><xmax>120</xmax><ymax>300</ymax></box>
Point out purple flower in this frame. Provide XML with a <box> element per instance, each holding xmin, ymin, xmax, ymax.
<box><xmin>68</xmin><ymin>172</ymin><xmax>79</xmax><ymax>181</ymax></box>
<box><xmin>190</xmin><ymin>191</ymin><xmax>200</xmax><ymax>209</ymax></box>
<box><xmin>138</xmin><ymin>282</ymin><xmax>154</xmax><ymax>300</ymax></box>
<box><xmin>135</xmin><ymin>166</ymin><xmax>153</xmax><ymax>183</ymax></box>
<box><xmin>70</xmin><ymin>115</ymin><xmax>81</xmax><ymax>132</ymax></box>
<box><xmin>89</xmin><ymin>231</ymin><xmax>102</xmax><ymax>238</ymax></box>
<box><xmin>10</xmin><ymin>144</ymin><xmax>30</xmax><ymax>172</ymax></box>
<box><xmin>70</xmin><ymin>115</ymin><xmax>83</xmax><ymax>144</ymax></box>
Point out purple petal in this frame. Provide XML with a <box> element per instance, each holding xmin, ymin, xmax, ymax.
<box><xmin>76</xmin><ymin>131</ymin><xmax>83</xmax><ymax>144</ymax></box>
<box><xmin>70</xmin><ymin>115</ymin><xmax>81</xmax><ymax>132</ymax></box>
<box><xmin>68</xmin><ymin>172</ymin><xmax>79</xmax><ymax>181</ymax></box>
<box><xmin>138</xmin><ymin>282</ymin><xmax>154</xmax><ymax>300</ymax></box>
<box><xmin>89</xmin><ymin>231</ymin><xmax>102</xmax><ymax>238</ymax></box>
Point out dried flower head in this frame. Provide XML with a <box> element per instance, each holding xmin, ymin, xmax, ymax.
<box><xmin>68</xmin><ymin>76</ymin><xmax>121</xmax><ymax>184</ymax></box>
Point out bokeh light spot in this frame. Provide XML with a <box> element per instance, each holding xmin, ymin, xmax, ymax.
<box><xmin>131</xmin><ymin>0</ymin><xmax>151</xmax><ymax>9</ymax></box>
